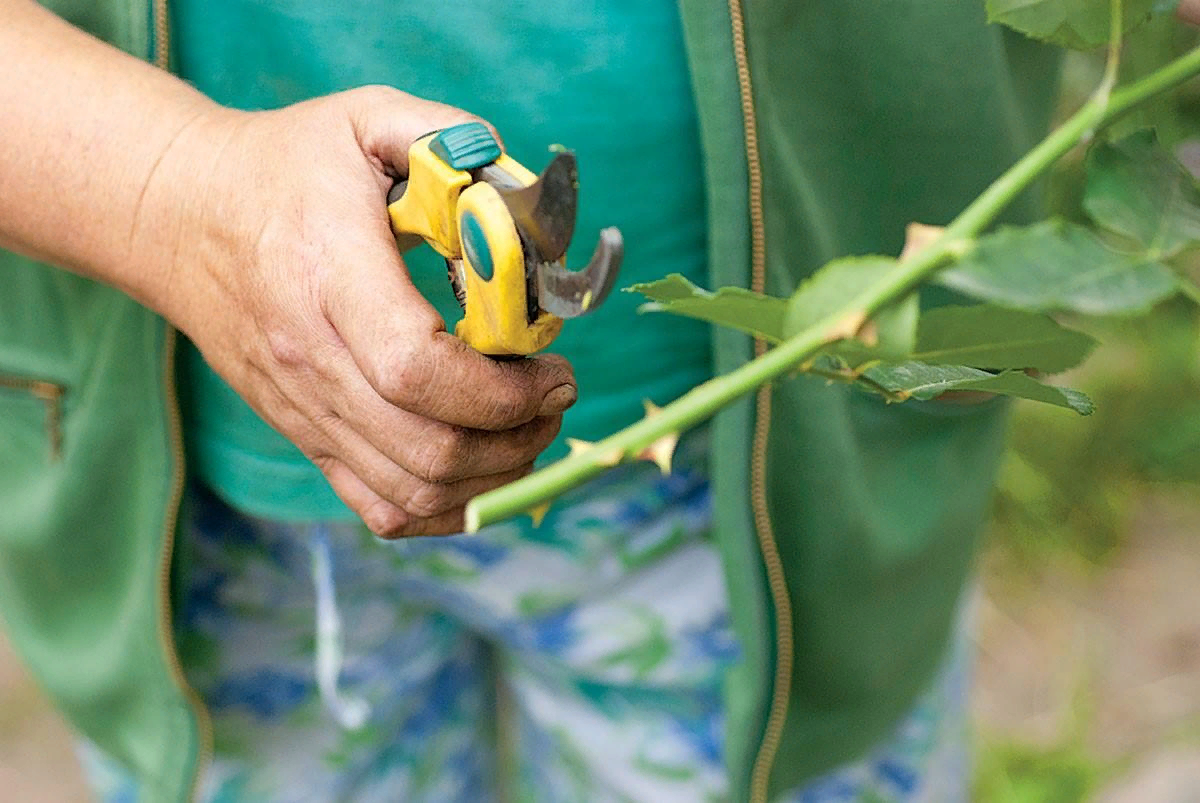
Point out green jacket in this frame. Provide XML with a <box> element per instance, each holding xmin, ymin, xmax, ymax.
<box><xmin>0</xmin><ymin>2</ymin><xmax>1058</xmax><ymax>800</ymax></box>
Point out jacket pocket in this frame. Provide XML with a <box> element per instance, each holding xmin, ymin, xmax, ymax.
<box><xmin>0</xmin><ymin>373</ymin><xmax>67</xmax><ymax>462</ymax></box>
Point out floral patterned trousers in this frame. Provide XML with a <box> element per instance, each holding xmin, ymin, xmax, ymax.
<box><xmin>80</xmin><ymin>433</ymin><xmax>970</xmax><ymax>802</ymax></box>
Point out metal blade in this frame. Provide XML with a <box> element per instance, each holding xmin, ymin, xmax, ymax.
<box><xmin>486</xmin><ymin>152</ymin><xmax>578</xmax><ymax>262</ymax></box>
<box><xmin>536</xmin><ymin>227</ymin><xmax>624</xmax><ymax>319</ymax></box>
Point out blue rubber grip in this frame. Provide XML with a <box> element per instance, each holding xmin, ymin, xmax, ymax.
<box><xmin>460</xmin><ymin>211</ymin><xmax>495</xmax><ymax>280</ymax></box>
<box><xmin>430</xmin><ymin>123</ymin><xmax>502</xmax><ymax>171</ymax></box>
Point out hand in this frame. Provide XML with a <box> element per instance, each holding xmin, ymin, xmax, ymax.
<box><xmin>1181</xmin><ymin>0</ymin><xmax>1200</xmax><ymax>25</ymax></box>
<box><xmin>135</xmin><ymin>87</ymin><xmax>575</xmax><ymax>537</ymax></box>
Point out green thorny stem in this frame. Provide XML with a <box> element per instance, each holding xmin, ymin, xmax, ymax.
<box><xmin>465</xmin><ymin>39</ymin><xmax>1200</xmax><ymax>532</ymax></box>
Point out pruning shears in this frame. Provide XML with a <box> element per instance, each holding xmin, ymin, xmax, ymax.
<box><xmin>387</xmin><ymin>122</ymin><xmax>623</xmax><ymax>356</ymax></box>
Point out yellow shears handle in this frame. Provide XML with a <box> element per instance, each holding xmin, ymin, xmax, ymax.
<box><xmin>387</xmin><ymin>124</ymin><xmax>563</xmax><ymax>356</ymax></box>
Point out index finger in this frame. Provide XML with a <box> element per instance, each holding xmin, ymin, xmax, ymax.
<box><xmin>369</xmin><ymin>326</ymin><xmax>578</xmax><ymax>430</ymax></box>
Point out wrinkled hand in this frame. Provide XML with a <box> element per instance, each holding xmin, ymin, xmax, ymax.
<box><xmin>136</xmin><ymin>87</ymin><xmax>575</xmax><ymax>537</ymax></box>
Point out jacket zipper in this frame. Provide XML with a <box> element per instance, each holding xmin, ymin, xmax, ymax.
<box><xmin>158</xmin><ymin>326</ymin><xmax>212</xmax><ymax>802</ymax></box>
<box><xmin>150</xmin><ymin>2</ymin><xmax>213</xmax><ymax>799</ymax></box>
<box><xmin>0</xmin><ymin>374</ymin><xmax>66</xmax><ymax>459</ymax></box>
<box><xmin>153</xmin><ymin>0</ymin><xmax>170</xmax><ymax>70</ymax></box>
<box><xmin>726</xmin><ymin>2</ymin><xmax>795</xmax><ymax>802</ymax></box>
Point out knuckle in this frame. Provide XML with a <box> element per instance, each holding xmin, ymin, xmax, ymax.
<box><xmin>345</xmin><ymin>84</ymin><xmax>395</xmax><ymax>109</ymax></box>
<box><xmin>403</xmin><ymin>482</ymin><xmax>455</xmax><ymax>520</ymax></box>
<box><xmin>415</xmin><ymin>428</ymin><xmax>471</xmax><ymax>483</ymax></box>
<box><xmin>369</xmin><ymin>341</ymin><xmax>432</xmax><ymax>406</ymax></box>
<box><xmin>265</xmin><ymin>328</ymin><xmax>309</xmax><ymax>371</ymax></box>
<box><xmin>359</xmin><ymin>501</ymin><xmax>410</xmax><ymax>539</ymax></box>
<box><xmin>358</xmin><ymin>83</ymin><xmax>392</xmax><ymax>100</ymax></box>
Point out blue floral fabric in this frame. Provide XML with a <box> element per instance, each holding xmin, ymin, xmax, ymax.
<box><xmin>78</xmin><ymin>433</ymin><xmax>971</xmax><ymax>802</ymax></box>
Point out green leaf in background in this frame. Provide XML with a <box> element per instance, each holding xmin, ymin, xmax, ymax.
<box><xmin>861</xmin><ymin>361</ymin><xmax>1095</xmax><ymax>414</ymax></box>
<box><xmin>826</xmin><ymin>293</ymin><xmax>920</xmax><ymax>367</ymax></box>
<box><xmin>783</xmin><ymin>256</ymin><xmax>898</xmax><ymax>337</ymax></box>
<box><xmin>938</xmin><ymin>220</ymin><xmax>1179</xmax><ymax>315</ymax></box>
<box><xmin>1084</xmin><ymin>130</ymin><xmax>1200</xmax><ymax>257</ymax></box>
<box><xmin>627</xmin><ymin>273</ymin><xmax>788</xmax><ymax>343</ymax></box>
<box><xmin>985</xmin><ymin>0</ymin><xmax>1172</xmax><ymax>51</ymax></box>
<box><xmin>870</xmin><ymin>294</ymin><xmax>921</xmax><ymax>359</ymax></box>
<box><xmin>912</xmin><ymin>305</ymin><xmax>1097</xmax><ymax>373</ymax></box>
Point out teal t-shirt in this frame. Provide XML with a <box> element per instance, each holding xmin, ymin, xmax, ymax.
<box><xmin>174</xmin><ymin>1</ymin><xmax>712</xmax><ymax>520</ymax></box>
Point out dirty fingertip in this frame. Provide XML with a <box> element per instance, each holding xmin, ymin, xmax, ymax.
<box><xmin>538</xmin><ymin>383</ymin><xmax>578</xmax><ymax>417</ymax></box>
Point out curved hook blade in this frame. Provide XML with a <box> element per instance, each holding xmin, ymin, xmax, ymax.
<box><xmin>536</xmin><ymin>227</ymin><xmax>624</xmax><ymax>319</ymax></box>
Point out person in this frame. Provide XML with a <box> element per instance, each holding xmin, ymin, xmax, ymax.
<box><xmin>3</xmin><ymin>1</ymin><xmax>1178</xmax><ymax>801</ymax></box>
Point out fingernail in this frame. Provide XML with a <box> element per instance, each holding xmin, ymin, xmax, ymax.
<box><xmin>538</xmin><ymin>383</ymin><xmax>577</xmax><ymax>416</ymax></box>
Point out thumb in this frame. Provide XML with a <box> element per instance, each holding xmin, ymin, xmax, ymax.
<box><xmin>345</xmin><ymin>85</ymin><xmax>498</xmax><ymax>178</ymax></box>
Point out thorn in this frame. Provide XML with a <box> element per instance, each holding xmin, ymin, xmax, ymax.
<box><xmin>527</xmin><ymin>501</ymin><xmax>551</xmax><ymax>528</ymax></box>
<box><xmin>642</xmin><ymin>399</ymin><xmax>662</xmax><ymax>417</ymax></box>
<box><xmin>856</xmin><ymin>319</ymin><xmax>880</xmax><ymax>347</ymax></box>
<box><xmin>634</xmin><ymin>432</ymin><xmax>680</xmax><ymax>476</ymax></box>
<box><xmin>566</xmin><ymin>437</ymin><xmax>622</xmax><ymax>466</ymax></box>
<box><xmin>900</xmin><ymin>222</ymin><xmax>946</xmax><ymax>261</ymax></box>
<box><xmin>826</xmin><ymin>310</ymin><xmax>867</xmax><ymax>342</ymax></box>
<box><xmin>566</xmin><ymin>438</ymin><xmax>592</xmax><ymax>457</ymax></box>
<box><xmin>901</xmin><ymin>220</ymin><xmax>972</xmax><ymax>260</ymax></box>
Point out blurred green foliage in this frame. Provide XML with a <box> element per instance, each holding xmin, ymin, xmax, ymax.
<box><xmin>974</xmin><ymin>660</ymin><xmax>1117</xmax><ymax>802</ymax></box>
<box><xmin>976</xmin><ymin>19</ymin><xmax>1200</xmax><ymax>803</ymax></box>
<box><xmin>990</xmin><ymin>17</ymin><xmax>1200</xmax><ymax>567</ymax></box>
<box><xmin>974</xmin><ymin>741</ymin><xmax>1109</xmax><ymax>803</ymax></box>
<box><xmin>989</xmin><ymin>296</ymin><xmax>1200</xmax><ymax>564</ymax></box>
